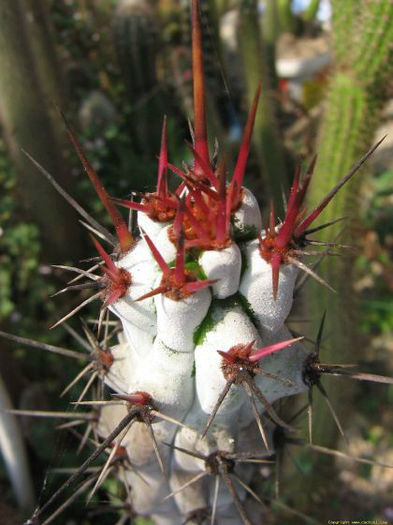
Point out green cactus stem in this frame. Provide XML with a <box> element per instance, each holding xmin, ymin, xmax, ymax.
<box><xmin>303</xmin><ymin>0</ymin><xmax>321</xmax><ymax>24</ymax></box>
<box><xmin>238</xmin><ymin>0</ymin><xmax>288</xmax><ymax>212</ymax></box>
<box><xmin>292</xmin><ymin>0</ymin><xmax>393</xmax><ymax>508</ymax></box>
<box><xmin>262</xmin><ymin>0</ymin><xmax>280</xmax><ymax>88</ymax></box>
<box><xmin>112</xmin><ymin>0</ymin><xmax>164</xmax><ymax>156</ymax></box>
<box><xmin>277</xmin><ymin>0</ymin><xmax>299</xmax><ymax>34</ymax></box>
<box><xmin>0</xmin><ymin>0</ymin><xmax>84</xmax><ymax>261</ymax></box>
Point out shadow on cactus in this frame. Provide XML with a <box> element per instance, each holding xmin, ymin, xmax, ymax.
<box><xmin>2</xmin><ymin>1</ymin><xmax>393</xmax><ymax>524</ymax></box>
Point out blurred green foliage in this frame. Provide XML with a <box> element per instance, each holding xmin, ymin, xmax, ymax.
<box><xmin>0</xmin><ymin>138</ymin><xmax>43</xmax><ymax>320</ymax></box>
<box><xmin>359</xmin><ymin>168</ymin><xmax>393</xmax><ymax>335</ymax></box>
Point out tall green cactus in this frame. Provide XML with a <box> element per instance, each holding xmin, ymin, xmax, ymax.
<box><xmin>303</xmin><ymin>0</ymin><xmax>321</xmax><ymax>23</ymax></box>
<box><xmin>112</xmin><ymin>0</ymin><xmax>164</xmax><ymax>156</ymax></box>
<box><xmin>262</xmin><ymin>0</ymin><xmax>280</xmax><ymax>88</ymax></box>
<box><xmin>0</xmin><ymin>0</ymin><xmax>84</xmax><ymax>261</ymax></box>
<box><xmin>294</xmin><ymin>0</ymin><xmax>393</xmax><ymax>504</ymax></box>
<box><xmin>277</xmin><ymin>0</ymin><xmax>299</xmax><ymax>34</ymax></box>
<box><xmin>238</xmin><ymin>0</ymin><xmax>288</xmax><ymax>212</ymax></box>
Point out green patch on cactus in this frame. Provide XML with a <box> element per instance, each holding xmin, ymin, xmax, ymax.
<box><xmin>193</xmin><ymin>298</ymin><xmax>218</xmax><ymax>346</ymax></box>
<box><xmin>236</xmin><ymin>292</ymin><xmax>259</xmax><ymax>327</ymax></box>
<box><xmin>186</xmin><ymin>260</ymin><xmax>208</xmax><ymax>280</ymax></box>
<box><xmin>216</xmin><ymin>293</ymin><xmax>259</xmax><ymax>328</ymax></box>
<box><xmin>238</xmin><ymin>243</ymin><xmax>249</xmax><ymax>279</ymax></box>
<box><xmin>231</xmin><ymin>216</ymin><xmax>258</xmax><ymax>243</ymax></box>
<box><xmin>168</xmin><ymin>252</ymin><xmax>207</xmax><ymax>280</ymax></box>
<box><xmin>193</xmin><ymin>293</ymin><xmax>259</xmax><ymax>346</ymax></box>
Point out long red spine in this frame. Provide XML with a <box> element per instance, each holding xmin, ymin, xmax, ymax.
<box><xmin>192</xmin><ymin>0</ymin><xmax>210</xmax><ymax>174</ymax></box>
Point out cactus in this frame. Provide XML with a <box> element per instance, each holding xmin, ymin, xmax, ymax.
<box><xmin>0</xmin><ymin>0</ymin><xmax>84</xmax><ymax>261</ymax></box>
<box><xmin>157</xmin><ymin>0</ymin><xmax>228</xmax><ymax>150</ymax></box>
<box><xmin>262</xmin><ymin>0</ymin><xmax>280</xmax><ymax>88</ymax></box>
<box><xmin>303</xmin><ymin>0</ymin><xmax>393</xmax><ymax>454</ymax></box>
<box><xmin>2</xmin><ymin>1</ymin><xmax>393</xmax><ymax>524</ymax></box>
<box><xmin>303</xmin><ymin>0</ymin><xmax>321</xmax><ymax>23</ymax></box>
<box><xmin>238</xmin><ymin>0</ymin><xmax>288</xmax><ymax>212</ymax></box>
<box><xmin>277</xmin><ymin>0</ymin><xmax>299</xmax><ymax>34</ymax></box>
<box><xmin>112</xmin><ymin>0</ymin><xmax>164</xmax><ymax>156</ymax></box>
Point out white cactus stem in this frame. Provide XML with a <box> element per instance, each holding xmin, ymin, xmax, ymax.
<box><xmin>151</xmin><ymin>224</ymin><xmax>177</xmax><ymax>263</ymax></box>
<box><xmin>13</xmin><ymin>0</ymin><xmax>372</xmax><ymax>522</ymax></box>
<box><xmin>109</xmin><ymin>238</ymin><xmax>158</xmax><ymax>333</ymax></box>
<box><xmin>137</xmin><ymin>210</ymin><xmax>170</xmax><ymax>241</ymax></box>
<box><xmin>123</xmin><ymin>463</ymin><xmax>180</xmax><ymax>519</ymax></box>
<box><xmin>169</xmin><ymin>469</ymin><xmax>208</xmax><ymax>516</ymax></box>
<box><xmin>199</xmin><ymin>242</ymin><xmax>242</xmax><ymax>299</ymax></box>
<box><xmin>233</xmin><ymin>187</ymin><xmax>262</xmax><ymax>232</ymax></box>
<box><xmin>155</xmin><ymin>287</ymin><xmax>211</xmax><ymax>352</ymax></box>
<box><xmin>174</xmin><ymin>398</ymin><xmax>237</xmax><ymax>473</ymax></box>
<box><xmin>97</xmin><ymin>403</ymin><xmax>175</xmax><ymax>469</ymax></box>
<box><xmin>127</xmin><ymin>338</ymin><xmax>195</xmax><ymax>420</ymax></box>
<box><xmin>195</xmin><ymin>305</ymin><xmax>262</xmax><ymax>420</ymax></box>
<box><xmin>103</xmin><ymin>341</ymin><xmax>134</xmax><ymax>394</ymax></box>
<box><xmin>239</xmin><ymin>239</ymin><xmax>298</xmax><ymax>332</ymax></box>
<box><xmin>121</xmin><ymin>321</ymin><xmax>154</xmax><ymax>358</ymax></box>
<box><xmin>255</xmin><ymin>325</ymin><xmax>308</xmax><ymax>404</ymax></box>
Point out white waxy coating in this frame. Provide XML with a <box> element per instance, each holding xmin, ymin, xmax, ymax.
<box><xmin>127</xmin><ymin>338</ymin><xmax>195</xmax><ymax>419</ymax></box>
<box><xmin>109</xmin><ymin>239</ymin><xmax>158</xmax><ymax>334</ymax></box>
<box><xmin>169</xmin><ymin>469</ymin><xmax>208</xmax><ymax>516</ymax></box>
<box><xmin>123</xmin><ymin>463</ymin><xmax>180</xmax><ymax>519</ymax></box>
<box><xmin>195</xmin><ymin>305</ymin><xmax>262</xmax><ymax>419</ymax></box>
<box><xmin>254</xmin><ymin>325</ymin><xmax>308</xmax><ymax>404</ymax></box>
<box><xmin>96</xmin><ymin>404</ymin><xmax>149</xmax><ymax>464</ymax></box>
<box><xmin>155</xmin><ymin>287</ymin><xmax>211</xmax><ymax>352</ymax></box>
<box><xmin>238</xmin><ymin>325</ymin><xmax>308</xmax><ymax>429</ymax></box>
<box><xmin>174</xmin><ymin>398</ymin><xmax>237</xmax><ymax>473</ymax></box>
<box><xmin>171</xmin><ymin>467</ymin><xmax>251</xmax><ymax>523</ymax></box>
<box><xmin>151</xmin><ymin>513</ymin><xmax>182</xmax><ymax>525</ymax></box>
<box><xmin>97</xmin><ymin>403</ymin><xmax>175</xmax><ymax>468</ymax></box>
<box><xmin>96</xmin><ymin>403</ymin><xmax>128</xmax><ymax>442</ymax></box>
<box><xmin>239</xmin><ymin>238</ymin><xmax>298</xmax><ymax>332</ymax></box>
<box><xmin>137</xmin><ymin>210</ymin><xmax>170</xmax><ymax>241</ymax></box>
<box><xmin>151</xmin><ymin>224</ymin><xmax>177</xmax><ymax>263</ymax></box>
<box><xmin>233</xmin><ymin>187</ymin><xmax>262</xmax><ymax>232</ymax></box>
<box><xmin>199</xmin><ymin>242</ymin><xmax>242</xmax><ymax>299</ymax></box>
<box><xmin>103</xmin><ymin>341</ymin><xmax>134</xmax><ymax>394</ymax></box>
<box><xmin>125</xmin><ymin>418</ymin><xmax>176</xmax><ymax>467</ymax></box>
<box><xmin>121</xmin><ymin>320</ymin><xmax>154</xmax><ymax>359</ymax></box>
